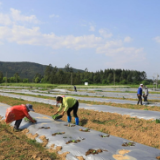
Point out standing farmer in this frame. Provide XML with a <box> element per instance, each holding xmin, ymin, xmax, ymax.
<box><xmin>137</xmin><ymin>84</ymin><xmax>143</xmax><ymax>105</ymax></box>
<box><xmin>5</xmin><ymin>104</ymin><xmax>36</xmax><ymax>131</ymax></box>
<box><xmin>74</xmin><ymin>85</ymin><xmax>77</xmax><ymax>92</ymax></box>
<box><xmin>143</xmin><ymin>86</ymin><xmax>149</xmax><ymax>102</ymax></box>
<box><xmin>54</xmin><ymin>96</ymin><xmax>79</xmax><ymax>125</ymax></box>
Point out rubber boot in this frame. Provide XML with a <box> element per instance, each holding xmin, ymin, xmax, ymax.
<box><xmin>75</xmin><ymin>117</ymin><xmax>79</xmax><ymax>125</ymax></box>
<box><xmin>67</xmin><ymin>116</ymin><xmax>71</xmax><ymax>123</ymax></box>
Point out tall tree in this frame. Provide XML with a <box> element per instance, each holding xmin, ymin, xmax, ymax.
<box><xmin>0</xmin><ymin>71</ymin><xmax>3</xmax><ymax>83</ymax></box>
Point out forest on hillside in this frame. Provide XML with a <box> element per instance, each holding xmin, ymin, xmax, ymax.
<box><xmin>0</xmin><ymin>63</ymin><xmax>151</xmax><ymax>85</ymax></box>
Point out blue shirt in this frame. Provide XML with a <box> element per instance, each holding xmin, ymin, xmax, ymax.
<box><xmin>137</xmin><ymin>87</ymin><xmax>142</xmax><ymax>96</ymax></box>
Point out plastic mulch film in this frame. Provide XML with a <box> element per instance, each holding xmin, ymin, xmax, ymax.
<box><xmin>1</xmin><ymin>88</ymin><xmax>160</xmax><ymax>100</ymax></box>
<box><xmin>0</xmin><ymin>104</ymin><xmax>160</xmax><ymax>160</ymax></box>
<box><xmin>1</xmin><ymin>92</ymin><xmax>160</xmax><ymax>120</ymax></box>
<box><xmin>1</xmin><ymin>89</ymin><xmax>160</xmax><ymax>107</ymax></box>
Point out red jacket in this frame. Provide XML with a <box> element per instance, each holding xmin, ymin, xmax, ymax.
<box><xmin>5</xmin><ymin>104</ymin><xmax>33</xmax><ymax>123</ymax></box>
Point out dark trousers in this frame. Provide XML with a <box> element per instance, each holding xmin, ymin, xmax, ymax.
<box><xmin>67</xmin><ymin>101</ymin><xmax>79</xmax><ymax>118</ymax></box>
<box><xmin>144</xmin><ymin>96</ymin><xmax>148</xmax><ymax>102</ymax></box>
<box><xmin>137</xmin><ymin>94</ymin><xmax>142</xmax><ymax>105</ymax></box>
<box><xmin>14</xmin><ymin>119</ymin><xmax>22</xmax><ymax>129</ymax></box>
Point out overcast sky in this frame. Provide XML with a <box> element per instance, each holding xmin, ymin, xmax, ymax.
<box><xmin>0</xmin><ymin>0</ymin><xmax>160</xmax><ymax>79</ymax></box>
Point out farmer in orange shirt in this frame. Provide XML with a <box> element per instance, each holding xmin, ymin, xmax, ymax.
<box><xmin>5</xmin><ymin>104</ymin><xmax>36</xmax><ymax>131</ymax></box>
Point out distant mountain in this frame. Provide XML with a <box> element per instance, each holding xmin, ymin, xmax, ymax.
<box><xmin>0</xmin><ymin>61</ymin><xmax>84</xmax><ymax>80</ymax></box>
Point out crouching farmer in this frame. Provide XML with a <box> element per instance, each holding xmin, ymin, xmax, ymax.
<box><xmin>5</xmin><ymin>104</ymin><xmax>36</xmax><ymax>132</ymax></box>
<box><xmin>54</xmin><ymin>96</ymin><xmax>79</xmax><ymax>125</ymax></box>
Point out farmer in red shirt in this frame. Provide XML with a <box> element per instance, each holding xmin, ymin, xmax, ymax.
<box><xmin>5</xmin><ymin>104</ymin><xmax>36</xmax><ymax>131</ymax></box>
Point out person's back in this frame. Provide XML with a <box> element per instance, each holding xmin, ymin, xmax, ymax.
<box><xmin>137</xmin><ymin>87</ymin><xmax>142</xmax><ymax>95</ymax></box>
<box><xmin>5</xmin><ymin>104</ymin><xmax>30</xmax><ymax>123</ymax></box>
<box><xmin>144</xmin><ymin>87</ymin><xmax>149</xmax><ymax>96</ymax></box>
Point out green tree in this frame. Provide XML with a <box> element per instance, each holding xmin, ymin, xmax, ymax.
<box><xmin>0</xmin><ymin>71</ymin><xmax>3</xmax><ymax>83</ymax></box>
<box><xmin>35</xmin><ymin>77</ymin><xmax>40</xmax><ymax>83</ymax></box>
<box><xmin>14</xmin><ymin>73</ymin><xmax>20</xmax><ymax>82</ymax></box>
<box><xmin>23</xmin><ymin>78</ymin><xmax>29</xmax><ymax>83</ymax></box>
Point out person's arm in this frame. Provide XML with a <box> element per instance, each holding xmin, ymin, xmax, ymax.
<box><xmin>54</xmin><ymin>104</ymin><xmax>63</xmax><ymax>115</ymax></box>
<box><xmin>24</xmin><ymin>109</ymin><xmax>36</xmax><ymax>123</ymax></box>
<box><xmin>60</xmin><ymin>103</ymin><xmax>69</xmax><ymax>116</ymax></box>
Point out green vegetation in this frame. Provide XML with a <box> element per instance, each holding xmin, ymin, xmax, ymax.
<box><xmin>156</xmin><ymin>119</ymin><xmax>160</xmax><ymax>123</ymax></box>
<box><xmin>0</xmin><ymin>61</ymin><xmax>149</xmax><ymax>85</ymax></box>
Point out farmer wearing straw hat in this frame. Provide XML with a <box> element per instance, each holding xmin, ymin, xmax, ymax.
<box><xmin>5</xmin><ymin>104</ymin><xmax>36</xmax><ymax>132</ymax></box>
<box><xmin>54</xmin><ymin>96</ymin><xmax>79</xmax><ymax>125</ymax></box>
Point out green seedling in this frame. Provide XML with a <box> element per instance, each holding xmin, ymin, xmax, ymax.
<box><xmin>122</xmin><ymin>142</ymin><xmax>135</xmax><ymax>147</ymax></box>
<box><xmin>93</xmin><ymin>150</ymin><xmax>96</xmax><ymax>153</ymax></box>
<box><xmin>156</xmin><ymin>119</ymin><xmax>160</xmax><ymax>123</ymax></box>
<box><xmin>24</xmin><ymin>117</ymin><xmax>36</xmax><ymax>122</ymax></box>
<box><xmin>72</xmin><ymin>140</ymin><xmax>76</xmax><ymax>143</ymax></box>
<box><xmin>50</xmin><ymin>106</ymin><xmax>53</xmax><ymax>109</ymax></box>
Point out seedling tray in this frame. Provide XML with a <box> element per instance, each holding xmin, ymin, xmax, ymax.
<box><xmin>52</xmin><ymin>114</ymin><xmax>63</xmax><ymax>120</ymax></box>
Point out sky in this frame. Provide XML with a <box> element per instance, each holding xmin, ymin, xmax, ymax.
<box><xmin>0</xmin><ymin>0</ymin><xmax>160</xmax><ymax>79</ymax></box>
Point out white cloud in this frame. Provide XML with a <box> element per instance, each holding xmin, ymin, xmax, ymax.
<box><xmin>0</xmin><ymin>7</ymin><xmax>146</xmax><ymax>68</ymax></box>
<box><xmin>10</xmin><ymin>8</ymin><xmax>39</xmax><ymax>23</ymax></box>
<box><xmin>89</xmin><ymin>25</ymin><xmax>95</xmax><ymax>32</ymax></box>
<box><xmin>154</xmin><ymin>36</ymin><xmax>160</xmax><ymax>43</ymax></box>
<box><xmin>99</xmin><ymin>29</ymin><xmax>112</xmax><ymax>38</ymax></box>
<box><xmin>0</xmin><ymin>25</ymin><xmax>102</xmax><ymax>50</ymax></box>
<box><xmin>124</xmin><ymin>36</ymin><xmax>132</xmax><ymax>43</ymax></box>
<box><xmin>0</xmin><ymin>8</ymin><xmax>39</xmax><ymax>25</ymax></box>
<box><xmin>49</xmin><ymin>14</ymin><xmax>59</xmax><ymax>18</ymax></box>
<box><xmin>0</xmin><ymin>13</ymin><xmax>11</xmax><ymax>25</ymax></box>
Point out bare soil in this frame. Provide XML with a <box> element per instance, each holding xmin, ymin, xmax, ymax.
<box><xmin>0</xmin><ymin>120</ymin><xmax>58</xmax><ymax>160</ymax></box>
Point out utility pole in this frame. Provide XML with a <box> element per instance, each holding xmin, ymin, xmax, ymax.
<box><xmin>156</xmin><ymin>74</ymin><xmax>159</xmax><ymax>90</ymax></box>
<box><xmin>113</xmin><ymin>71</ymin><xmax>115</xmax><ymax>85</ymax></box>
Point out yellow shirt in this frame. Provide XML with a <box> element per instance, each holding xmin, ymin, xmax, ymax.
<box><xmin>58</xmin><ymin>97</ymin><xmax>77</xmax><ymax>112</ymax></box>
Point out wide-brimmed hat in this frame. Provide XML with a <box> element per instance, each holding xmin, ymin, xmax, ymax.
<box><xmin>26</xmin><ymin>104</ymin><xmax>35</xmax><ymax>112</ymax></box>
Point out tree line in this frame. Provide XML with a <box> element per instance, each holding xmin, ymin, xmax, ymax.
<box><xmin>0</xmin><ymin>64</ymin><xmax>151</xmax><ymax>85</ymax></box>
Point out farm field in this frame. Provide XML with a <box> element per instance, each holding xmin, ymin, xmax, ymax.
<box><xmin>1</xmin><ymin>86</ymin><xmax>160</xmax><ymax>159</ymax></box>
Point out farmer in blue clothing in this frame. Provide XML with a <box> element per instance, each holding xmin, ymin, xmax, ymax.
<box><xmin>137</xmin><ymin>84</ymin><xmax>143</xmax><ymax>105</ymax></box>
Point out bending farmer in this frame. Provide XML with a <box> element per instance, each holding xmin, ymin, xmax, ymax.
<box><xmin>137</xmin><ymin>84</ymin><xmax>143</xmax><ymax>105</ymax></box>
<box><xmin>5</xmin><ymin>104</ymin><xmax>36</xmax><ymax>131</ymax></box>
<box><xmin>54</xmin><ymin>96</ymin><xmax>79</xmax><ymax>125</ymax></box>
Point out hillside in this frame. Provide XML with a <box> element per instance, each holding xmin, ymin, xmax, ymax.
<box><xmin>0</xmin><ymin>61</ymin><xmax>84</xmax><ymax>80</ymax></box>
